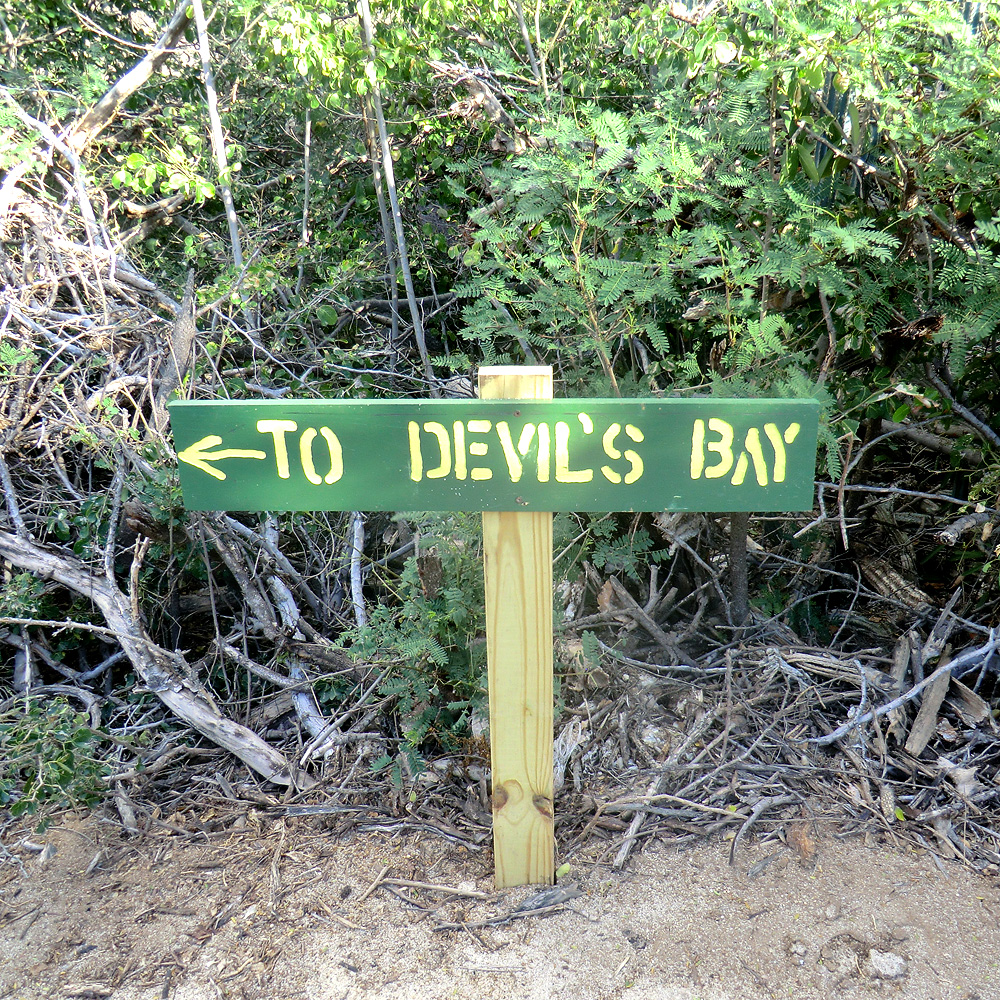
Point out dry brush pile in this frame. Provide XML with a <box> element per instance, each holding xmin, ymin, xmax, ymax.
<box><xmin>0</xmin><ymin>103</ymin><xmax>370</xmax><ymax>792</ymax></box>
<box><xmin>2</xmin><ymin>99</ymin><xmax>1000</xmax><ymax>876</ymax></box>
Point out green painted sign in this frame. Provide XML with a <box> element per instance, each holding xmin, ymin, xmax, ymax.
<box><xmin>168</xmin><ymin>398</ymin><xmax>819</xmax><ymax>512</ymax></box>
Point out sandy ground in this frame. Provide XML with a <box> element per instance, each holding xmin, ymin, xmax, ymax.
<box><xmin>1</xmin><ymin>811</ymin><xmax>998</xmax><ymax>1000</ymax></box>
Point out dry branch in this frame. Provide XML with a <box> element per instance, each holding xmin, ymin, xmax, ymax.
<box><xmin>878</xmin><ymin>418</ymin><xmax>983</xmax><ymax>465</ymax></box>
<box><xmin>153</xmin><ymin>269</ymin><xmax>197</xmax><ymax>430</ymax></box>
<box><xmin>810</xmin><ymin>631</ymin><xmax>999</xmax><ymax>747</ymax></box>
<box><xmin>0</xmin><ymin>529</ymin><xmax>301</xmax><ymax>786</ymax></box>
<box><xmin>428</xmin><ymin>60</ymin><xmax>540</xmax><ymax>154</ymax></box>
<box><xmin>65</xmin><ymin>0</ymin><xmax>194</xmax><ymax>153</ymax></box>
<box><xmin>937</xmin><ymin>510</ymin><xmax>994</xmax><ymax>547</ymax></box>
<box><xmin>358</xmin><ymin>0</ymin><xmax>436</xmax><ymax>391</ymax></box>
<box><xmin>0</xmin><ymin>114</ymin><xmax>335</xmax><ymax>790</ymax></box>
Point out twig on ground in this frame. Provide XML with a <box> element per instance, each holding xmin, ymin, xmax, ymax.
<box><xmin>809</xmin><ymin>630</ymin><xmax>998</xmax><ymax>746</ymax></box>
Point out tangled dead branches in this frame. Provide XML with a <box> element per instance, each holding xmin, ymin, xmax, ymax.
<box><xmin>0</xmin><ymin>99</ymin><xmax>375</xmax><ymax>789</ymax></box>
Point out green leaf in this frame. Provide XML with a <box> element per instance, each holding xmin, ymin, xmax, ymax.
<box><xmin>315</xmin><ymin>305</ymin><xmax>340</xmax><ymax>326</ymax></box>
<box><xmin>847</xmin><ymin>102</ymin><xmax>861</xmax><ymax>153</ymax></box>
<box><xmin>799</xmin><ymin>62</ymin><xmax>825</xmax><ymax>90</ymax></box>
<box><xmin>800</xmin><ymin>144</ymin><xmax>821</xmax><ymax>182</ymax></box>
<box><xmin>714</xmin><ymin>39</ymin><xmax>739</xmax><ymax>64</ymax></box>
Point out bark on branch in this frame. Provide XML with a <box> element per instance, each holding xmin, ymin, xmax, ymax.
<box><xmin>0</xmin><ymin>529</ymin><xmax>304</xmax><ymax>788</ymax></box>
<box><xmin>65</xmin><ymin>0</ymin><xmax>194</xmax><ymax>153</ymax></box>
<box><xmin>878</xmin><ymin>418</ymin><xmax>983</xmax><ymax>466</ymax></box>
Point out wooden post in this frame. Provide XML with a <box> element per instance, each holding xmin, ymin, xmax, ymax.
<box><xmin>479</xmin><ymin>365</ymin><xmax>555</xmax><ymax>888</ymax></box>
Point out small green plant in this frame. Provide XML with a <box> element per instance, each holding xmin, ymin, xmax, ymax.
<box><xmin>0</xmin><ymin>341</ymin><xmax>36</xmax><ymax>369</ymax></box>
<box><xmin>0</xmin><ymin>572</ymin><xmax>47</xmax><ymax>617</ymax></box>
<box><xmin>0</xmin><ymin>698</ymin><xmax>110</xmax><ymax>827</ymax></box>
<box><xmin>342</xmin><ymin>512</ymin><xmax>487</xmax><ymax>763</ymax></box>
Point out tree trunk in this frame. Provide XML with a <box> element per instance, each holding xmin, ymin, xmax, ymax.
<box><xmin>729</xmin><ymin>511</ymin><xmax>750</xmax><ymax>628</ymax></box>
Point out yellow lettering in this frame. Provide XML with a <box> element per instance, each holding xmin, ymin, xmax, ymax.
<box><xmin>511</xmin><ymin>423</ymin><xmax>539</xmax><ymax>480</ymax></box>
<box><xmin>319</xmin><ymin>427</ymin><xmax>343</xmax><ymax>484</ymax></box>
<box><xmin>784</xmin><ymin>422</ymin><xmax>801</xmax><ymax>444</ymax></box>
<box><xmin>704</xmin><ymin>418</ymin><xmax>734</xmax><ymax>479</ymax></box>
<box><xmin>466</xmin><ymin>419</ymin><xmax>491</xmax><ymax>480</ymax></box>
<box><xmin>743</xmin><ymin>426</ymin><xmax>768</xmax><ymax>486</ymax></box>
<box><xmin>623</xmin><ymin>424</ymin><xmax>644</xmax><ymax>484</ymax></box>
<box><xmin>496</xmin><ymin>422</ymin><xmax>524</xmax><ymax>482</ymax></box>
<box><xmin>690</xmin><ymin>419</ymin><xmax>706</xmax><ymax>479</ymax></box>
<box><xmin>601</xmin><ymin>422</ymin><xmax>622</xmax><ymax>483</ymax></box>
<box><xmin>536</xmin><ymin>423</ymin><xmax>551</xmax><ymax>482</ymax></box>
<box><xmin>422</xmin><ymin>422</ymin><xmax>451</xmax><ymax>479</ymax></box>
<box><xmin>730</xmin><ymin>428</ymin><xmax>769</xmax><ymax>487</ymax></box>
<box><xmin>407</xmin><ymin>421</ymin><xmax>422</xmax><ymax>481</ymax></box>
<box><xmin>299</xmin><ymin>427</ymin><xmax>344</xmax><ymax>486</ymax></box>
<box><xmin>517</xmin><ymin>424</ymin><xmax>536</xmax><ymax>456</ymax></box>
<box><xmin>300</xmin><ymin>428</ymin><xmax>321</xmax><ymax>485</ymax></box>
<box><xmin>603</xmin><ymin>423</ymin><xmax>622</xmax><ymax>461</ymax></box>
<box><xmin>453</xmin><ymin>421</ymin><xmax>467</xmax><ymax>480</ymax></box>
<box><xmin>256</xmin><ymin>419</ymin><xmax>297</xmax><ymax>479</ymax></box>
<box><xmin>555</xmin><ymin>421</ymin><xmax>593</xmax><ymax>484</ymax></box>
<box><xmin>578</xmin><ymin>412</ymin><xmax>594</xmax><ymax>434</ymax></box>
<box><xmin>763</xmin><ymin>422</ymin><xmax>786</xmax><ymax>483</ymax></box>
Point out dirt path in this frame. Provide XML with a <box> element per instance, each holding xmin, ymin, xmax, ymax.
<box><xmin>1</xmin><ymin>813</ymin><xmax>998</xmax><ymax>999</ymax></box>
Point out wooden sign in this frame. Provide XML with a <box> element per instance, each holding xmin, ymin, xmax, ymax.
<box><xmin>168</xmin><ymin>396</ymin><xmax>818</xmax><ymax>512</ymax></box>
<box><xmin>168</xmin><ymin>373</ymin><xmax>820</xmax><ymax>889</ymax></box>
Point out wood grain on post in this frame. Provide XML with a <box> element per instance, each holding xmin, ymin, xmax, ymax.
<box><xmin>479</xmin><ymin>365</ymin><xmax>555</xmax><ymax>887</ymax></box>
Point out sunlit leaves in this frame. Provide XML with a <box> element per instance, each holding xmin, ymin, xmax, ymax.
<box><xmin>813</xmin><ymin>220</ymin><xmax>900</xmax><ymax>262</ymax></box>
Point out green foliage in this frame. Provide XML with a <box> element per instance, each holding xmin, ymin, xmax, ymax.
<box><xmin>0</xmin><ymin>110</ymin><xmax>34</xmax><ymax>175</ymax></box>
<box><xmin>586</xmin><ymin>517</ymin><xmax>666</xmax><ymax>585</ymax></box>
<box><xmin>969</xmin><ymin>468</ymin><xmax>1000</xmax><ymax>600</ymax></box>
<box><xmin>0</xmin><ymin>340</ymin><xmax>37</xmax><ymax>369</ymax></box>
<box><xmin>342</xmin><ymin>513</ymin><xmax>487</xmax><ymax>756</ymax></box>
<box><xmin>450</xmin><ymin>0</ymin><xmax>998</xmax><ymax>500</ymax></box>
<box><xmin>0</xmin><ymin>699</ymin><xmax>110</xmax><ymax>827</ymax></box>
<box><xmin>580</xmin><ymin>629</ymin><xmax>601</xmax><ymax>670</ymax></box>
<box><xmin>109</xmin><ymin>146</ymin><xmax>216</xmax><ymax>203</ymax></box>
<box><xmin>455</xmin><ymin>94</ymin><xmax>831</xmax><ymax>404</ymax></box>
<box><xmin>0</xmin><ymin>573</ymin><xmax>49</xmax><ymax>620</ymax></box>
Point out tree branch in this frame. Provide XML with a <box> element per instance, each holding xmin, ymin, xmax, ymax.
<box><xmin>65</xmin><ymin>0</ymin><xmax>193</xmax><ymax>153</ymax></box>
<box><xmin>191</xmin><ymin>0</ymin><xmax>253</xmax><ymax>330</ymax></box>
<box><xmin>358</xmin><ymin>0</ymin><xmax>437</xmax><ymax>392</ymax></box>
<box><xmin>926</xmin><ymin>363</ymin><xmax>1000</xmax><ymax>452</ymax></box>
<box><xmin>0</xmin><ymin>529</ymin><xmax>303</xmax><ymax>786</ymax></box>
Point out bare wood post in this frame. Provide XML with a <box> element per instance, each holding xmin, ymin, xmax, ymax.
<box><xmin>479</xmin><ymin>365</ymin><xmax>554</xmax><ymax>888</ymax></box>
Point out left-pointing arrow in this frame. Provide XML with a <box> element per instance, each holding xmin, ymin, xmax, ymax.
<box><xmin>177</xmin><ymin>435</ymin><xmax>267</xmax><ymax>481</ymax></box>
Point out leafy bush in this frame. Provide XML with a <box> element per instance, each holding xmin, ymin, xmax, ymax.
<box><xmin>0</xmin><ymin>698</ymin><xmax>110</xmax><ymax>827</ymax></box>
<box><xmin>341</xmin><ymin>513</ymin><xmax>487</xmax><ymax>761</ymax></box>
<box><xmin>4</xmin><ymin>0</ymin><xmax>998</xmax><ymax>797</ymax></box>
